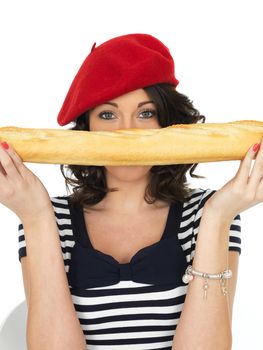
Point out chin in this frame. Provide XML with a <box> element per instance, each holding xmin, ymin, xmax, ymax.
<box><xmin>105</xmin><ymin>165</ymin><xmax>152</xmax><ymax>182</ymax></box>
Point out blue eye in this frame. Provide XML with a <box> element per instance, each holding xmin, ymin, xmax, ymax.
<box><xmin>98</xmin><ymin>111</ymin><xmax>115</xmax><ymax>120</ymax></box>
<box><xmin>139</xmin><ymin>109</ymin><xmax>157</xmax><ymax>118</ymax></box>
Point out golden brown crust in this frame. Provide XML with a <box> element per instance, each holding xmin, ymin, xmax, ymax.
<box><xmin>0</xmin><ymin>120</ymin><xmax>263</xmax><ymax>165</ymax></box>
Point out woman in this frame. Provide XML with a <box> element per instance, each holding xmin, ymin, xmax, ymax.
<box><xmin>0</xmin><ymin>33</ymin><xmax>262</xmax><ymax>349</ymax></box>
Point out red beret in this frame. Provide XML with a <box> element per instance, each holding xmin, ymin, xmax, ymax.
<box><xmin>57</xmin><ymin>33</ymin><xmax>179</xmax><ymax>126</ymax></box>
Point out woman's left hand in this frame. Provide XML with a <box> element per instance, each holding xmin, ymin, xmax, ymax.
<box><xmin>205</xmin><ymin>138</ymin><xmax>263</xmax><ymax>222</ymax></box>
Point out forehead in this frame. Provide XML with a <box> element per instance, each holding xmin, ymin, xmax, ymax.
<box><xmin>94</xmin><ymin>89</ymin><xmax>153</xmax><ymax>109</ymax></box>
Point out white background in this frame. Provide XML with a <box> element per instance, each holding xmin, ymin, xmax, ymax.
<box><xmin>0</xmin><ymin>0</ymin><xmax>263</xmax><ymax>348</ymax></box>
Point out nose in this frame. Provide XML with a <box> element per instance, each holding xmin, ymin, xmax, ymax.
<box><xmin>118</xmin><ymin>116</ymin><xmax>140</xmax><ymax>129</ymax></box>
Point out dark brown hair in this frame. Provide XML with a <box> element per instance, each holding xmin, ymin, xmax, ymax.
<box><xmin>60</xmin><ymin>83</ymin><xmax>206</xmax><ymax>209</ymax></box>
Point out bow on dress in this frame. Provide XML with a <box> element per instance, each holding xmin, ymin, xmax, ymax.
<box><xmin>67</xmin><ymin>237</ymin><xmax>188</xmax><ymax>289</ymax></box>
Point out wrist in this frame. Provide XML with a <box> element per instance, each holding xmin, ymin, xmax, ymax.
<box><xmin>193</xmin><ymin>207</ymin><xmax>231</xmax><ymax>272</ymax></box>
<box><xmin>203</xmin><ymin>202</ymin><xmax>234</xmax><ymax>227</ymax></box>
<box><xmin>20</xmin><ymin>203</ymin><xmax>55</xmax><ymax>227</ymax></box>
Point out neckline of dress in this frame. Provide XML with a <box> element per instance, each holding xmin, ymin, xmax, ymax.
<box><xmin>68</xmin><ymin>198</ymin><xmax>183</xmax><ymax>265</ymax></box>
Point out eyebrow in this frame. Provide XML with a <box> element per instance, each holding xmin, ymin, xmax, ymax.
<box><xmin>101</xmin><ymin>100</ymin><xmax>155</xmax><ymax>108</ymax></box>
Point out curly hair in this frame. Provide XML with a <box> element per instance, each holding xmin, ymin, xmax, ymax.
<box><xmin>60</xmin><ymin>83</ymin><xmax>206</xmax><ymax>209</ymax></box>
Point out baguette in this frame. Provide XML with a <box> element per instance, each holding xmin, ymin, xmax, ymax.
<box><xmin>0</xmin><ymin>120</ymin><xmax>263</xmax><ymax>165</ymax></box>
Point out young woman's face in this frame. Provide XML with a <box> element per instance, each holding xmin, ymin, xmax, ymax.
<box><xmin>89</xmin><ymin>88</ymin><xmax>160</xmax><ymax>131</ymax></box>
<box><xmin>88</xmin><ymin>88</ymin><xmax>161</xmax><ymax>183</ymax></box>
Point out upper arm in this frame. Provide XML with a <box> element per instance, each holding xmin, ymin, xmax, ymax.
<box><xmin>21</xmin><ymin>256</ymin><xmax>30</xmax><ymax>308</ymax></box>
<box><xmin>227</xmin><ymin>251</ymin><xmax>239</xmax><ymax>326</ymax></box>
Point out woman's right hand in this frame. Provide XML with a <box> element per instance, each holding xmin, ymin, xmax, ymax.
<box><xmin>0</xmin><ymin>141</ymin><xmax>53</xmax><ymax>223</ymax></box>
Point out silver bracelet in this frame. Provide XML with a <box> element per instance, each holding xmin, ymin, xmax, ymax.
<box><xmin>182</xmin><ymin>265</ymin><xmax>232</xmax><ymax>300</ymax></box>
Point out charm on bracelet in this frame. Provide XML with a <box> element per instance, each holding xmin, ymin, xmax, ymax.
<box><xmin>182</xmin><ymin>265</ymin><xmax>232</xmax><ymax>300</ymax></box>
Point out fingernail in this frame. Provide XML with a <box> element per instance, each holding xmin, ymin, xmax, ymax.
<box><xmin>253</xmin><ymin>143</ymin><xmax>260</xmax><ymax>152</ymax></box>
<box><xmin>1</xmin><ymin>141</ymin><xmax>9</xmax><ymax>150</ymax></box>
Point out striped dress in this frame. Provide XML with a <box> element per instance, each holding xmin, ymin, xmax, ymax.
<box><xmin>18</xmin><ymin>187</ymin><xmax>241</xmax><ymax>349</ymax></box>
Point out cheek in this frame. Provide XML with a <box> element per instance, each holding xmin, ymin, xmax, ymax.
<box><xmin>89</xmin><ymin>116</ymin><xmax>114</xmax><ymax>132</ymax></box>
<box><xmin>148</xmin><ymin>118</ymin><xmax>162</xmax><ymax>129</ymax></box>
<box><xmin>89</xmin><ymin>113</ymin><xmax>105</xmax><ymax>131</ymax></box>
<box><xmin>89</xmin><ymin>116</ymin><xmax>98</xmax><ymax>131</ymax></box>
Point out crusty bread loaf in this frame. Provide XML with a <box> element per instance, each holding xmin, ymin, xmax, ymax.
<box><xmin>0</xmin><ymin>120</ymin><xmax>263</xmax><ymax>165</ymax></box>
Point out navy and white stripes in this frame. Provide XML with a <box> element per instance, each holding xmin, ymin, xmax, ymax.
<box><xmin>18</xmin><ymin>188</ymin><xmax>241</xmax><ymax>349</ymax></box>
